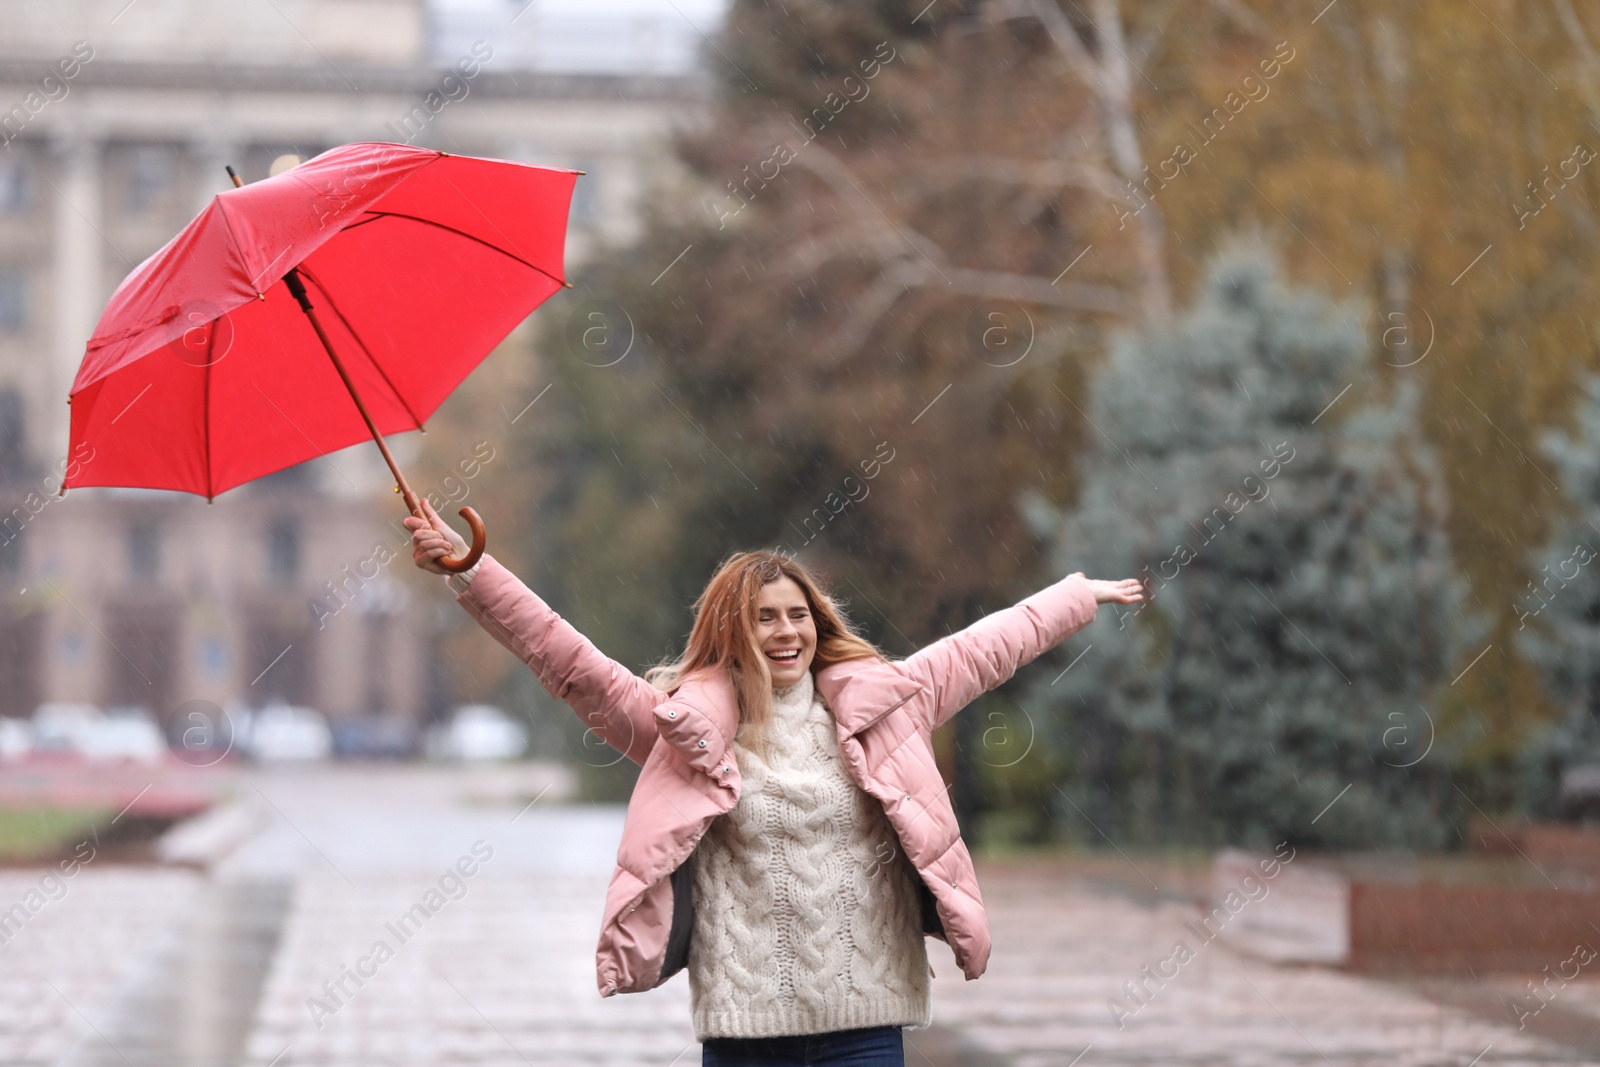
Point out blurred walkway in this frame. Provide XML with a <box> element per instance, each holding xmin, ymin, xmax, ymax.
<box><xmin>926</xmin><ymin>864</ymin><xmax>1600</xmax><ymax>1066</ymax></box>
<box><xmin>0</xmin><ymin>868</ymin><xmax>205</xmax><ymax>1066</ymax></box>
<box><xmin>2</xmin><ymin>765</ymin><xmax>1598</xmax><ymax>1065</ymax></box>
<box><xmin>223</xmin><ymin>766</ymin><xmax>695</xmax><ymax>1067</ymax></box>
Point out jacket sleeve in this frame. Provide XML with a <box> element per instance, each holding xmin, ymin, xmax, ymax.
<box><xmin>901</xmin><ymin>574</ymin><xmax>1099</xmax><ymax>733</ymax></box>
<box><xmin>445</xmin><ymin>553</ymin><xmax>661</xmax><ymax>766</ymax></box>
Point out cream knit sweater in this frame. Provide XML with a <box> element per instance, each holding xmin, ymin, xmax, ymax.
<box><xmin>686</xmin><ymin>668</ymin><xmax>932</xmax><ymax>1040</ymax></box>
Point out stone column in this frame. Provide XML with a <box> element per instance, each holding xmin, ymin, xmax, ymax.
<box><xmin>48</xmin><ymin>130</ymin><xmax>102</xmax><ymax>472</ymax></box>
<box><xmin>41</xmin><ymin>133</ymin><xmax>104</xmax><ymax>715</ymax></box>
<box><xmin>190</xmin><ymin>134</ymin><xmax>241</xmax><ymax>216</ymax></box>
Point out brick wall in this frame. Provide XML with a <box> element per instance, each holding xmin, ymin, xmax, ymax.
<box><xmin>1348</xmin><ymin>881</ymin><xmax>1600</xmax><ymax>974</ymax></box>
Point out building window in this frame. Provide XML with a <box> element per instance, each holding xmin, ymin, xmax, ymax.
<box><xmin>0</xmin><ymin>270</ymin><xmax>26</xmax><ymax>333</ymax></box>
<box><xmin>0</xmin><ymin>157</ymin><xmax>30</xmax><ymax>213</ymax></box>
<box><xmin>0</xmin><ymin>609</ymin><xmax>41</xmax><ymax>718</ymax></box>
<box><xmin>0</xmin><ymin>526</ymin><xmax>20</xmax><ymax>575</ymax></box>
<box><xmin>268</xmin><ymin>520</ymin><xmax>300</xmax><ymax>581</ymax></box>
<box><xmin>572</xmin><ymin>159</ymin><xmax>599</xmax><ymax>225</ymax></box>
<box><xmin>124</xmin><ymin>145</ymin><xmax>174</xmax><ymax>215</ymax></box>
<box><xmin>0</xmin><ymin>386</ymin><xmax>24</xmax><ymax>476</ymax></box>
<box><xmin>127</xmin><ymin>520</ymin><xmax>160</xmax><ymax>579</ymax></box>
<box><xmin>201</xmin><ymin>635</ymin><xmax>227</xmax><ymax>675</ymax></box>
<box><xmin>254</xmin><ymin>460</ymin><xmax>316</xmax><ymax>492</ymax></box>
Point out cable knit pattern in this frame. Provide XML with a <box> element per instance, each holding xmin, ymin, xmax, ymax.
<box><xmin>687</xmin><ymin>669</ymin><xmax>931</xmax><ymax>1040</ymax></box>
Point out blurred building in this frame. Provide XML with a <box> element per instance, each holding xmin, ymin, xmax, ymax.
<box><xmin>0</xmin><ymin>0</ymin><xmax>712</xmax><ymax>733</ymax></box>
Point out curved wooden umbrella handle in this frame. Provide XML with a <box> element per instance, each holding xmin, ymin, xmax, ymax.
<box><xmin>434</xmin><ymin>505</ymin><xmax>486</xmax><ymax>573</ymax></box>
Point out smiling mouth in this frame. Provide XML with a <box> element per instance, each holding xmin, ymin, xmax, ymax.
<box><xmin>766</xmin><ymin>648</ymin><xmax>801</xmax><ymax>663</ymax></box>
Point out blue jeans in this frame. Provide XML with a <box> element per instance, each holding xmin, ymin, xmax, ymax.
<box><xmin>701</xmin><ymin>1025</ymin><xmax>904</xmax><ymax>1066</ymax></box>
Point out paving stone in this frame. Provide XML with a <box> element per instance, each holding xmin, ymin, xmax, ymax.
<box><xmin>12</xmin><ymin>767</ymin><xmax>1600</xmax><ymax>1066</ymax></box>
<box><xmin>927</xmin><ymin>864</ymin><xmax>1600</xmax><ymax>1066</ymax></box>
<box><xmin>0</xmin><ymin>869</ymin><xmax>203</xmax><ymax>1067</ymax></box>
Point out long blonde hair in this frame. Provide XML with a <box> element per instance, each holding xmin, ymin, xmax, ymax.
<box><xmin>644</xmin><ymin>550</ymin><xmax>887</xmax><ymax>748</ymax></box>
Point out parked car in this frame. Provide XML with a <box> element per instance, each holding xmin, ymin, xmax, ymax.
<box><xmin>169</xmin><ymin>700</ymin><xmax>245</xmax><ymax>765</ymax></box>
<box><xmin>427</xmin><ymin>705</ymin><xmax>528</xmax><ymax>762</ymax></box>
<box><xmin>28</xmin><ymin>703</ymin><xmax>166</xmax><ymax>763</ymax></box>
<box><xmin>331</xmin><ymin>715</ymin><xmax>417</xmax><ymax>760</ymax></box>
<box><xmin>81</xmin><ymin>706</ymin><xmax>166</xmax><ymax>764</ymax></box>
<box><xmin>0</xmin><ymin>717</ymin><xmax>31</xmax><ymax>761</ymax></box>
<box><xmin>238</xmin><ymin>703</ymin><xmax>333</xmax><ymax>762</ymax></box>
<box><xmin>32</xmin><ymin>703</ymin><xmax>104</xmax><ymax>753</ymax></box>
<box><xmin>1561</xmin><ymin>765</ymin><xmax>1600</xmax><ymax>822</ymax></box>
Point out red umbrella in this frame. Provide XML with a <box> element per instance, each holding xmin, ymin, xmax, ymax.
<box><xmin>61</xmin><ymin>141</ymin><xmax>580</xmax><ymax>572</ymax></box>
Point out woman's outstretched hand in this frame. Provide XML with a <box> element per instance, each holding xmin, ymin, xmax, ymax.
<box><xmin>1068</xmin><ymin>572</ymin><xmax>1147</xmax><ymax>605</ymax></box>
<box><xmin>403</xmin><ymin>498</ymin><xmax>469</xmax><ymax>576</ymax></box>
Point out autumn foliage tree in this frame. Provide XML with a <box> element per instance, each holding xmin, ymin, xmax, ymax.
<box><xmin>480</xmin><ymin>0</ymin><xmax>1600</xmax><ymax>824</ymax></box>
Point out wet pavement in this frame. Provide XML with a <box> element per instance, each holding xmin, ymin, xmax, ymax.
<box><xmin>1</xmin><ymin>867</ymin><xmax>205</xmax><ymax>1066</ymax></box>
<box><xmin>58</xmin><ymin>879</ymin><xmax>292</xmax><ymax>1067</ymax></box>
<box><xmin>925</xmin><ymin>863</ymin><xmax>1600</xmax><ymax>1066</ymax></box>
<box><xmin>2</xmin><ymin>764</ymin><xmax>1598</xmax><ymax>1066</ymax></box>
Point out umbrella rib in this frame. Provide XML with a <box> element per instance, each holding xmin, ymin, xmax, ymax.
<box><xmin>204</xmin><ymin>317</ymin><xmax>216</xmax><ymax>502</ymax></box>
<box><xmin>214</xmin><ymin>194</ymin><xmax>279</xmax><ymax>297</ymax></box>
<box><xmin>294</xmin><ymin>265</ymin><xmax>427</xmax><ymax>431</ymax></box>
<box><xmin>350</xmin><ymin>210</ymin><xmax>567</xmax><ymax>288</ymax></box>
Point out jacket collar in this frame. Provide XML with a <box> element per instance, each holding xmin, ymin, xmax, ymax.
<box><xmin>666</xmin><ymin>656</ymin><xmax>922</xmax><ymax>746</ymax></box>
<box><xmin>816</xmin><ymin>657</ymin><xmax>923</xmax><ymax>735</ymax></box>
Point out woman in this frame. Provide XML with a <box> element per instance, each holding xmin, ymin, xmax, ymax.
<box><xmin>405</xmin><ymin>500</ymin><xmax>1143</xmax><ymax>1067</ymax></box>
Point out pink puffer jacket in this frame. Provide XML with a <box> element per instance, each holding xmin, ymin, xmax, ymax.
<box><xmin>448</xmin><ymin>554</ymin><xmax>1100</xmax><ymax>997</ymax></box>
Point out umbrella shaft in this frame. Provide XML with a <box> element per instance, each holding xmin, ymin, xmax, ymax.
<box><xmin>282</xmin><ymin>267</ymin><xmax>420</xmax><ymax>515</ymax></box>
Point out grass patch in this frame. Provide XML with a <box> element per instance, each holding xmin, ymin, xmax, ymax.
<box><xmin>0</xmin><ymin>807</ymin><xmax>111</xmax><ymax>863</ymax></box>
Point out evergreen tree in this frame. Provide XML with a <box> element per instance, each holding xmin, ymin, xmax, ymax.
<box><xmin>1516</xmin><ymin>374</ymin><xmax>1600</xmax><ymax>816</ymax></box>
<box><xmin>1020</xmin><ymin>239</ymin><xmax>1485</xmax><ymax>849</ymax></box>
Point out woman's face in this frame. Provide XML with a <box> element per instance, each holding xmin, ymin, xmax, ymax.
<box><xmin>754</xmin><ymin>576</ymin><xmax>817</xmax><ymax>688</ymax></box>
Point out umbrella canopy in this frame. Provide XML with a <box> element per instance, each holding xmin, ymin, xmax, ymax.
<box><xmin>64</xmin><ymin>142</ymin><xmax>577</xmax><ymax>499</ymax></box>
